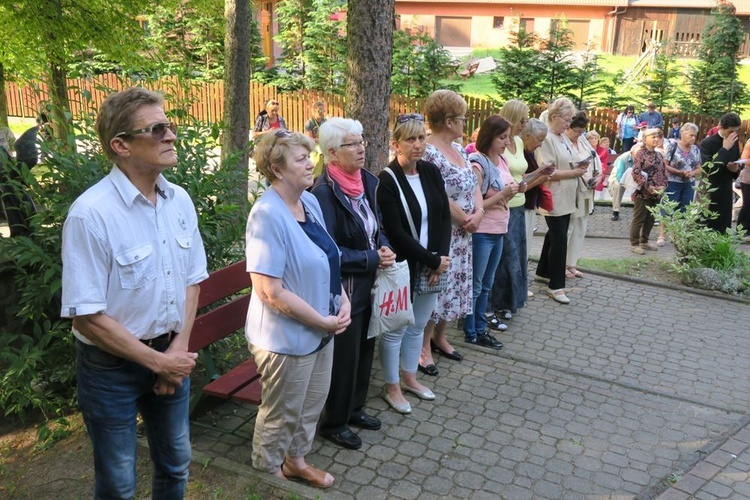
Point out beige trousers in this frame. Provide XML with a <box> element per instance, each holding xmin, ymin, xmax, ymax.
<box><xmin>566</xmin><ymin>206</ymin><xmax>590</xmax><ymax>267</ymax></box>
<box><xmin>249</xmin><ymin>341</ymin><xmax>333</xmax><ymax>473</ymax></box>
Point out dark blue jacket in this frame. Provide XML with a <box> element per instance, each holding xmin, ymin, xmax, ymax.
<box><xmin>311</xmin><ymin>167</ymin><xmax>391</xmax><ymax>315</ymax></box>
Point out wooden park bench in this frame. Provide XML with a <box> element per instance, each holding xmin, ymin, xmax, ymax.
<box><xmin>188</xmin><ymin>260</ymin><xmax>261</xmax><ymax>415</ymax></box>
<box><xmin>458</xmin><ymin>61</ymin><xmax>480</xmax><ymax>80</ymax></box>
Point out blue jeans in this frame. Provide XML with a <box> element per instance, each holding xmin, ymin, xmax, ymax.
<box><xmin>463</xmin><ymin>233</ymin><xmax>504</xmax><ymax>340</ymax></box>
<box><xmin>665</xmin><ymin>181</ymin><xmax>694</xmax><ymax>212</ymax></box>
<box><xmin>76</xmin><ymin>340</ymin><xmax>191</xmax><ymax>500</ymax></box>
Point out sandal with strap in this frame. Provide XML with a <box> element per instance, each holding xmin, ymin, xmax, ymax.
<box><xmin>656</xmin><ymin>236</ymin><xmax>666</xmax><ymax>247</ymax></box>
<box><xmin>282</xmin><ymin>460</ymin><xmax>334</xmax><ymax>489</ymax></box>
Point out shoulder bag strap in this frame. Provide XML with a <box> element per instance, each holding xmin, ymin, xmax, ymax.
<box><xmin>383</xmin><ymin>167</ymin><xmax>418</xmax><ymax>240</ymax></box>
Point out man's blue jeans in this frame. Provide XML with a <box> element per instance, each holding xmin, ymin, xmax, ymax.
<box><xmin>76</xmin><ymin>340</ymin><xmax>191</xmax><ymax>500</ymax></box>
<box><xmin>463</xmin><ymin>232</ymin><xmax>504</xmax><ymax>340</ymax></box>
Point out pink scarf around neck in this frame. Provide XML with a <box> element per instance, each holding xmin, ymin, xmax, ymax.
<box><xmin>326</xmin><ymin>163</ymin><xmax>364</xmax><ymax>198</ymax></box>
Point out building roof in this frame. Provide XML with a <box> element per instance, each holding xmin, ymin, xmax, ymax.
<box><xmin>400</xmin><ymin>0</ymin><xmax>628</xmax><ymax>5</ymax></box>
<box><xmin>629</xmin><ymin>0</ymin><xmax>749</xmax><ymax>14</ymax></box>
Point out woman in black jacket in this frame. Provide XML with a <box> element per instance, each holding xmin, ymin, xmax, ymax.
<box><xmin>311</xmin><ymin>118</ymin><xmax>395</xmax><ymax>449</ymax></box>
<box><xmin>377</xmin><ymin>114</ymin><xmax>451</xmax><ymax>414</ymax></box>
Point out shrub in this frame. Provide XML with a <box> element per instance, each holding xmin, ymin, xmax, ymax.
<box><xmin>0</xmin><ymin>93</ymin><xmax>248</xmax><ymax>422</ymax></box>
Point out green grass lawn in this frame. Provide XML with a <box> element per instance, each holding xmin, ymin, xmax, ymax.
<box><xmin>8</xmin><ymin>117</ymin><xmax>36</xmax><ymax>138</ymax></box>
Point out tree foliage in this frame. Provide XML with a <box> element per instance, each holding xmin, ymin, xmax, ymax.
<box><xmin>274</xmin><ymin>0</ymin><xmax>313</xmax><ymax>90</ymax></box>
<box><xmin>539</xmin><ymin>18</ymin><xmax>577</xmax><ymax>102</ymax></box>
<box><xmin>686</xmin><ymin>1</ymin><xmax>749</xmax><ymax>115</ymax></box>
<box><xmin>303</xmin><ymin>0</ymin><xmax>347</xmax><ymax>94</ymax></box>
<box><xmin>641</xmin><ymin>47</ymin><xmax>682</xmax><ymax>110</ymax></box>
<box><xmin>491</xmin><ymin>27</ymin><xmax>544</xmax><ymax>104</ymax></box>
<box><xmin>569</xmin><ymin>49</ymin><xmax>605</xmax><ymax>110</ymax></box>
<box><xmin>392</xmin><ymin>27</ymin><xmax>459</xmax><ymax>98</ymax></box>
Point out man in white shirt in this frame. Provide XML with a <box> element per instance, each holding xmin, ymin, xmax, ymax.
<box><xmin>61</xmin><ymin>87</ymin><xmax>208</xmax><ymax>498</ymax></box>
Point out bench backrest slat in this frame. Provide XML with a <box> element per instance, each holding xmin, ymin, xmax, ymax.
<box><xmin>197</xmin><ymin>260</ymin><xmax>252</xmax><ymax>309</ymax></box>
<box><xmin>189</xmin><ymin>295</ymin><xmax>251</xmax><ymax>352</ymax></box>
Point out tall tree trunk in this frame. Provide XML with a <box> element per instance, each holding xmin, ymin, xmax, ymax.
<box><xmin>46</xmin><ymin>60</ymin><xmax>72</xmax><ymax>144</ymax></box>
<box><xmin>222</xmin><ymin>0</ymin><xmax>251</xmax><ymax>209</ymax></box>
<box><xmin>0</xmin><ymin>63</ymin><xmax>9</xmax><ymax>127</ymax></box>
<box><xmin>346</xmin><ymin>0</ymin><xmax>394</xmax><ymax>174</ymax></box>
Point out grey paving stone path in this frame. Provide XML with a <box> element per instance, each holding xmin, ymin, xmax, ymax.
<box><xmin>191</xmin><ymin>207</ymin><xmax>750</xmax><ymax>499</ymax></box>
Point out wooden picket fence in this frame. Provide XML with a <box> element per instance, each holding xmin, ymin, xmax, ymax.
<box><xmin>5</xmin><ymin>75</ymin><xmax>748</xmax><ymax>144</ymax></box>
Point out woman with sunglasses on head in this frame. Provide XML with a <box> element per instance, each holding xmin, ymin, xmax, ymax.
<box><xmin>310</xmin><ymin>118</ymin><xmax>395</xmax><ymax>450</ymax></box>
<box><xmin>251</xmin><ymin>99</ymin><xmax>288</xmax><ymax>140</ymax></box>
<box><xmin>564</xmin><ymin>112</ymin><xmax>602</xmax><ymax>279</ymax></box>
<box><xmin>617</xmin><ymin>105</ymin><xmax>638</xmax><ymax>153</ymax></box>
<box><xmin>464</xmin><ymin>116</ymin><xmax>519</xmax><ymax>348</ymax></box>
<box><xmin>377</xmin><ymin>114</ymin><xmax>450</xmax><ymax>414</ymax></box>
<box><xmin>244</xmin><ymin>130</ymin><xmax>351</xmax><ymax>489</ymax></box>
<box><xmin>421</xmin><ymin>90</ymin><xmax>488</xmax><ymax>373</ymax></box>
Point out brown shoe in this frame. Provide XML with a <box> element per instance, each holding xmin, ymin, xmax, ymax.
<box><xmin>630</xmin><ymin>245</ymin><xmax>645</xmax><ymax>255</ymax></box>
<box><xmin>282</xmin><ymin>460</ymin><xmax>334</xmax><ymax>489</ymax></box>
<box><xmin>640</xmin><ymin>243</ymin><xmax>658</xmax><ymax>251</ymax></box>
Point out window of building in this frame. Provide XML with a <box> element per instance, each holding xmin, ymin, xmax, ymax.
<box><xmin>493</xmin><ymin>17</ymin><xmax>504</xmax><ymax>29</ymax></box>
<box><xmin>519</xmin><ymin>18</ymin><xmax>534</xmax><ymax>34</ymax></box>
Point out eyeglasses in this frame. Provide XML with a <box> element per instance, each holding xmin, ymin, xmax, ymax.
<box><xmin>396</xmin><ymin>113</ymin><xmax>424</xmax><ymax>124</ymax></box>
<box><xmin>340</xmin><ymin>140</ymin><xmax>368</xmax><ymax>149</ymax></box>
<box><xmin>115</xmin><ymin>122</ymin><xmax>177</xmax><ymax>140</ymax></box>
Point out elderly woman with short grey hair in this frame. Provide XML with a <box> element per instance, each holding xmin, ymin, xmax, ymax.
<box><xmin>311</xmin><ymin>117</ymin><xmax>395</xmax><ymax>450</ymax></box>
<box><xmin>656</xmin><ymin>122</ymin><xmax>702</xmax><ymax>246</ymax></box>
<box><xmin>521</xmin><ymin>119</ymin><xmax>553</xmax><ymax>262</ymax></box>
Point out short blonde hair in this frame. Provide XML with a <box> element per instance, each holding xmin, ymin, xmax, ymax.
<box><xmin>425</xmin><ymin>90</ymin><xmax>466</xmax><ymax>133</ymax></box>
<box><xmin>547</xmin><ymin>97</ymin><xmax>576</xmax><ymax>121</ymax></box>
<box><xmin>499</xmin><ymin>99</ymin><xmax>529</xmax><ymax>128</ymax></box>
<box><xmin>253</xmin><ymin>131</ymin><xmax>314</xmax><ymax>183</ymax></box>
<box><xmin>643</xmin><ymin>127</ymin><xmax>661</xmax><ymax>138</ymax></box>
<box><xmin>393</xmin><ymin>118</ymin><xmax>426</xmax><ymax>143</ymax></box>
<box><xmin>587</xmin><ymin>130</ymin><xmax>600</xmax><ymax>140</ymax></box>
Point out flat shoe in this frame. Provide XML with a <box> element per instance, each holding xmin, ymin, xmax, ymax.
<box><xmin>282</xmin><ymin>461</ymin><xmax>334</xmax><ymax>489</ymax></box>
<box><xmin>567</xmin><ymin>267</ymin><xmax>584</xmax><ymax>278</ymax></box>
<box><xmin>384</xmin><ymin>393</ymin><xmax>412</xmax><ymax>414</ymax></box>
<box><xmin>320</xmin><ymin>428</ymin><xmax>362</xmax><ymax>450</ymax></box>
<box><xmin>546</xmin><ymin>288</ymin><xmax>570</xmax><ymax>304</ymax></box>
<box><xmin>418</xmin><ymin>363</ymin><xmax>439</xmax><ymax>376</ymax></box>
<box><xmin>496</xmin><ymin>309</ymin><xmax>513</xmax><ymax>320</ymax></box>
<box><xmin>402</xmin><ymin>385</ymin><xmax>436</xmax><ymax>400</ymax></box>
<box><xmin>527</xmin><ymin>290</ymin><xmax>535</xmax><ymax>298</ymax></box>
<box><xmin>348</xmin><ymin>413</ymin><xmax>381</xmax><ymax>430</ymax></box>
<box><xmin>430</xmin><ymin>340</ymin><xmax>463</xmax><ymax>361</ymax></box>
<box><xmin>534</xmin><ymin>274</ymin><xmax>550</xmax><ymax>284</ymax></box>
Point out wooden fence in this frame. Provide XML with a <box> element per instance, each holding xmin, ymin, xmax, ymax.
<box><xmin>5</xmin><ymin>75</ymin><xmax>748</xmax><ymax>144</ymax></box>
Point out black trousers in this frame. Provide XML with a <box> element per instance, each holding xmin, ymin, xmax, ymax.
<box><xmin>537</xmin><ymin>214</ymin><xmax>570</xmax><ymax>291</ymax></box>
<box><xmin>320</xmin><ymin>309</ymin><xmax>375</xmax><ymax>433</ymax></box>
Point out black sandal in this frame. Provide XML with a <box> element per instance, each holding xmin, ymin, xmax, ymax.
<box><xmin>418</xmin><ymin>363</ymin><xmax>439</xmax><ymax>376</ymax></box>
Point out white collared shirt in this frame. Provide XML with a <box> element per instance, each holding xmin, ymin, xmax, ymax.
<box><xmin>61</xmin><ymin>165</ymin><xmax>208</xmax><ymax>342</ymax></box>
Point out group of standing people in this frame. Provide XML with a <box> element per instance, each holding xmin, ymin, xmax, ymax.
<box><xmin>59</xmin><ymin>86</ymin><xmax>749</xmax><ymax>498</ymax></box>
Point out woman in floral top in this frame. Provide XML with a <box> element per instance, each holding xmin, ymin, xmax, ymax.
<box><xmin>420</xmin><ymin>90</ymin><xmax>486</xmax><ymax>376</ymax></box>
<box><xmin>656</xmin><ymin>123</ymin><xmax>702</xmax><ymax>246</ymax></box>
<box><xmin>630</xmin><ymin>128</ymin><xmax>668</xmax><ymax>255</ymax></box>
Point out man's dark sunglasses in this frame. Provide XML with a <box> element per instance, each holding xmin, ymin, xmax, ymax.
<box><xmin>115</xmin><ymin>122</ymin><xmax>177</xmax><ymax>140</ymax></box>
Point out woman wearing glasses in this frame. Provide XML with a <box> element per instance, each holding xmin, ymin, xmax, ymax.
<box><xmin>535</xmin><ymin>98</ymin><xmax>589</xmax><ymax>304</ymax></box>
<box><xmin>251</xmin><ymin>99</ymin><xmax>288</xmax><ymax>139</ymax></box>
<box><xmin>310</xmin><ymin>118</ymin><xmax>395</xmax><ymax>449</ymax></box>
<box><xmin>245</xmin><ymin>130</ymin><xmax>351</xmax><ymax>488</ymax></box>
<box><xmin>377</xmin><ymin>114</ymin><xmax>450</xmax><ymax>413</ymax></box>
<box><xmin>421</xmin><ymin>90</ymin><xmax>489</xmax><ymax>373</ymax></box>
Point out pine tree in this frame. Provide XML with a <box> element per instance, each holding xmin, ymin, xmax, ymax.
<box><xmin>641</xmin><ymin>47</ymin><xmax>682</xmax><ymax>110</ymax></box>
<box><xmin>569</xmin><ymin>49</ymin><xmax>605</xmax><ymax>110</ymax></box>
<box><xmin>687</xmin><ymin>1</ymin><xmax>748</xmax><ymax>115</ymax></box>
<box><xmin>303</xmin><ymin>0</ymin><xmax>347</xmax><ymax>93</ymax></box>
<box><xmin>491</xmin><ymin>26</ymin><xmax>545</xmax><ymax>105</ymax></box>
<box><xmin>274</xmin><ymin>0</ymin><xmax>313</xmax><ymax>90</ymax></box>
<box><xmin>392</xmin><ymin>28</ymin><xmax>458</xmax><ymax>98</ymax></box>
<box><xmin>539</xmin><ymin>17</ymin><xmax>577</xmax><ymax>102</ymax></box>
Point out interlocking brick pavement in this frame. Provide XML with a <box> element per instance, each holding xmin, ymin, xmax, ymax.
<box><xmin>191</xmin><ymin>237</ymin><xmax>750</xmax><ymax>498</ymax></box>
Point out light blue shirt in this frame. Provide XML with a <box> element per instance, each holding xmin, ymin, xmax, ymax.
<box><xmin>245</xmin><ymin>188</ymin><xmax>340</xmax><ymax>355</ymax></box>
<box><xmin>61</xmin><ymin>165</ymin><xmax>208</xmax><ymax>342</ymax></box>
